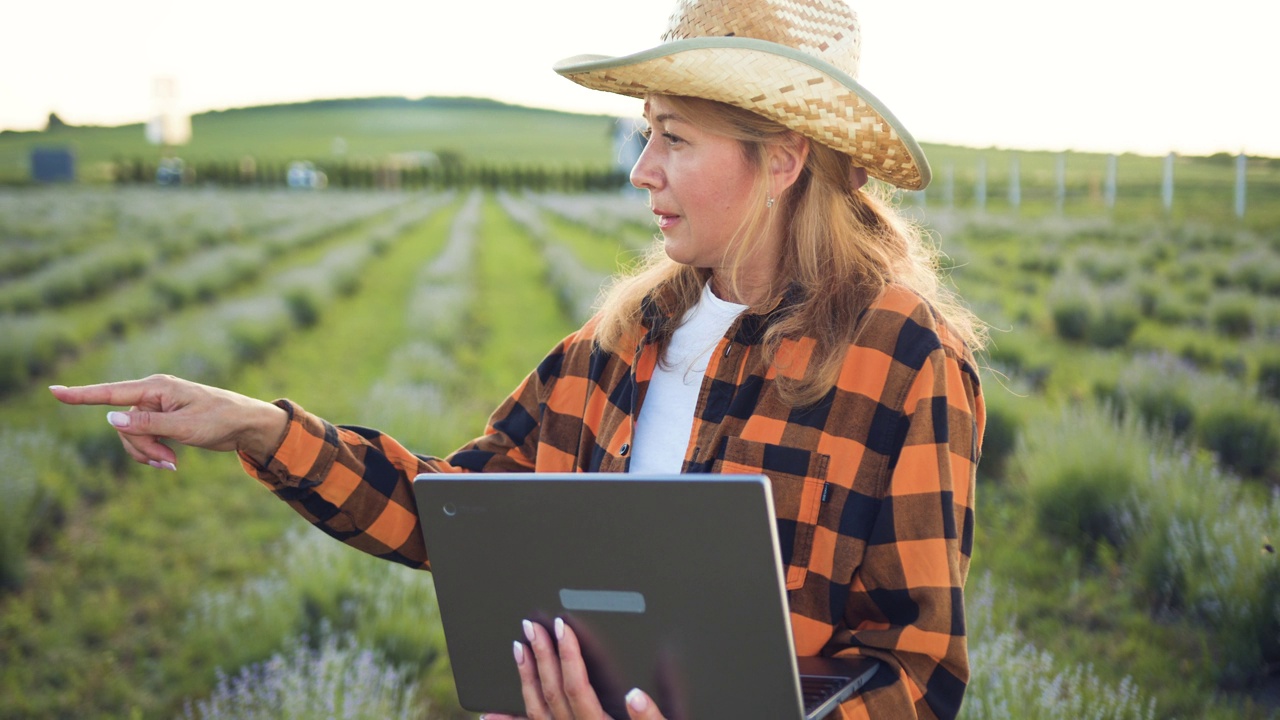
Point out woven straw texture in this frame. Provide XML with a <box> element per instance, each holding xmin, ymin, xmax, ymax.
<box><xmin>558</xmin><ymin>0</ymin><xmax>928</xmax><ymax>190</ymax></box>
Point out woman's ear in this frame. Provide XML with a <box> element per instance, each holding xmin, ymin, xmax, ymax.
<box><xmin>768</xmin><ymin>134</ymin><xmax>810</xmax><ymax>195</ymax></box>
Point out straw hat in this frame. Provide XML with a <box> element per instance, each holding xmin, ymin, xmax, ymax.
<box><xmin>554</xmin><ymin>0</ymin><xmax>930</xmax><ymax>190</ymax></box>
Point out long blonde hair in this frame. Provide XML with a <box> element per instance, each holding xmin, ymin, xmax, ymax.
<box><xmin>595</xmin><ymin>95</ymin><xmax>985</xmax><ymax>407</ymax></box>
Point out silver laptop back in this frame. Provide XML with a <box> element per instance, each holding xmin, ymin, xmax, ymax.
<box><xmin>414</xmin><ymin>472</ymin><xmax>818</xmax><ymax>718</ymax></box>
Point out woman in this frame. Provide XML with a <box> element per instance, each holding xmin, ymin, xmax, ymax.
<box><xmin>51</xmin><ymin>1</ymin><xmax>985</xmax><ymax>718</ymax></box>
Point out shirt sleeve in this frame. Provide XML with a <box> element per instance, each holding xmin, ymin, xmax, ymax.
<box><xmin>236</xmin><ymin>336</ymin><xmax>569</xmax><ymax>569</ymax></box>
<box><xmin>829</xmin><ymin>342</ymin><xmax>984</xmax><ymax>720</ymax></box>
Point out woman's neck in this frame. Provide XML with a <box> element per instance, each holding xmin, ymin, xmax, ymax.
<box><xmin>709</xmin><ymin>271</ymin><xmax>771</xmax><ymax>307</ymax></box>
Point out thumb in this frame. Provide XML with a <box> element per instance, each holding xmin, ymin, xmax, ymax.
<box><xmin>105</xmin><ymin>409</ymin><xmax>181</xmax><ymax>470</ymax></box>
<box><xmin>107</xmin><ymin>408</ymin><xmax>175</xmax><ymax>438</ymax></box>
<box><xmin>625</xmin><ymin>689</ymin><xmax>666</xmax><ymax>720</ymax></box>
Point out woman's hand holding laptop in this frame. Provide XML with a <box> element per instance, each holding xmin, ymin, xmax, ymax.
<box><xmin>482</xmin><ymin>617</ymin><xmax>666</xmax><ymax>720</ymax></box>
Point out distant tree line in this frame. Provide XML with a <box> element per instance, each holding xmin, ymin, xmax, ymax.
<box><xmin>111</xmin><ymin>157</ymin><xmax>629</xmax><ymax>192</ymax></box>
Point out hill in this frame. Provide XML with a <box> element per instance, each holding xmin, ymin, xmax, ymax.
<box><xmin>0</xmin><ymin>96</ymin><xmax>621</xmax><ymax>183</ymax></box>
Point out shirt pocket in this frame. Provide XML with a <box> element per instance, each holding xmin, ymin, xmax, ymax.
<box><xmin>713</xmin><ymin>437</ymin><xmax>830</xmax><ymax>590</ymax></box>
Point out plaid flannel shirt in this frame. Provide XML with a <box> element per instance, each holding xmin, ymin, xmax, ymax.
<box><xmin>241</xmin><ymin>283</ymin><xmax>984</xmax><ymax>720</ymax></box>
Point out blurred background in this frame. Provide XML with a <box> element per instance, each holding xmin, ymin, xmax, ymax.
<box><xmin>2</xmin><ymin>1</ymin><xmax>1278</xmax><ymax>718</ymax></box>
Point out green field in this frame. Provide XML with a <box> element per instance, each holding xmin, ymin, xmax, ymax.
<box><xmin>2</xmin><ymin>98</ymin><xmax>1280</xmax><ymax>718</ymax></box>
<box><xmin>0</xmin><ymin>97</ymin><xmax>621</xmax><ymax>183</ymax></box>
<box><xmin>5</xmin><ymin>95</ymin><xmax>1279</xmax><ymax>231</ymax></box>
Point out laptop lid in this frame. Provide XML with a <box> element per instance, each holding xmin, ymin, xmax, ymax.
<box><xmin>413</xmin><ymin>472</ymin><xmax>877</xmax><ymax>719</ymax></box>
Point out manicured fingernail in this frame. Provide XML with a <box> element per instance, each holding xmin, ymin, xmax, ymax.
<box><xmin>149</xmin><ymin>460</ymin><xmax>177</xmax><ymax>472</ymax></box>
<box><xmin>513</xmin><ymin>641</ymin><xmax>525</xmax><ymax>666</ymax></box>
<box><xmin>555</xmin><ymin>617</ymin><xmax>565</xmax><ymax>640</ymax></box>
<box><xmin>48</xmin><ymin>385</ymin><xmax>66</xmax><ymax>391</ymax></box>
<box><xmin>107</xmin><ymin>411</ymin><xmax>130</xmax><ymax>428</ymax></box>
<box><xmin>522</xmin><ymin>619</ymin><xmax>535</xmax><ymax>643</ymax></box>
<box><xmin>626</xmin><ymin>688</ymin><xmax>648</xmax><ymax>712</ymax></box>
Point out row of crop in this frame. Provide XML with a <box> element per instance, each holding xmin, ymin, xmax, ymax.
<box><xmin>1003</xmin><ymin>399</ymin><xmax>1280</xmax><ymax>685</ymax></box>
<box><xmin>1</xmin><ymin>188</ymin><xmax>322</xmax><ymax>281</ymax></box>
<box><xmin>0</xmin><ymin>189</ymin><xmax>127</xmax><ymax>276</ymax></box>
<box><xmin>100</xmin><ymin>199</ymin><xmax>452</xmax><ymax>390</ymax></box>
<box><xmin>960</xmin><ymin>220</ymin><xmax>1280</xmax><ymax>354</ymax></box>
<box><xmin>963</xmin><ymin>573</ymin><xmax>1158</xmax><ymax>719</ymax></box>
<box><xmin>183</xmin><ymin>192</ymin><xmax>487</xmax><ymax>717</ymax></box>
<box><xmin>363</xmin><ymin>190</ymin><xmax>483</xmax><ymax>450</ymax></box>
<box><xmin>176</xmin><ymin>526</ymin><xmax>453</xmax><ymax>719</ymax></box>
<box><xmin>172</xmin><ymin>536</ymin><xmax>1175</xmax><ymax>720</ymax></box>
<box><xmin>156</xmin><ymin>193</ymin><xmax>1195</xmax><ymax>718</ymax></box>
<box><xmin>497</xmin><ymin>191</ymin><xmax>611</xmax><ymax>324</ymax></box>
<box><xmin>525</xmin><ymin>191</ymin><xmax>655</xmax><ymax>239</ymax></box>
<box><xmin>0</xmin><ymin>196</ymin><xmax>453</xmax><ymax>590</ymax></box>
<box><xmin>0</xmin><ymin>192</ymin><xmax>446</xmax><ymax>397</ymax></box>
<box><xmin>0</xmin><ymin>190</ymin><xmax>415</xmax><ymax>313</ymax></box>
<box><xmin>932</xmin><ymin>204</ymin><xmax>1280</xmax><ymax>713</ymax></box>
<box><xmin>173</xmin><ymin>191</ymin><xmax>597</xmax><ymax>718</ymax></box>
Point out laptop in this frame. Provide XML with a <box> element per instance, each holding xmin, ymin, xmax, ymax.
<box><xmin>412</xmin><ymin>472</ymin><xmax>879</xmax><ymax>719</ymax></box>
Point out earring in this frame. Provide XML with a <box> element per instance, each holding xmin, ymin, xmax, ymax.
<box><xmin>766</xmin><ymin>196</ymin><xmax>775</xmax><ymax>208</ymax></box>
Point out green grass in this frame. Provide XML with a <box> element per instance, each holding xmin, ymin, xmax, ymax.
<box><xmin>470</xmin><ymin>196</ymin><xmax>580</xmax><ymax>398</ymax></box>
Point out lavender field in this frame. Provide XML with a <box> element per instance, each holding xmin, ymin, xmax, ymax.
<box><xmin>1</xmin><ymin>184</ymin><xmax>1278</xmax><ymax>718</ymax></box>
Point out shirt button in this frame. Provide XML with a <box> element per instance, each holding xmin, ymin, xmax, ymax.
<box><xmin>619</xmin><ymin>443</ymin><xmax>631</xmax><ymax>456</ymax></box>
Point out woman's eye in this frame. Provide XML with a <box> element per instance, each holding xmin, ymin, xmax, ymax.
<box><xmin>637</xmin><ymin>128</ymin><xmax>682</xmax><ymax>146</ymax></box>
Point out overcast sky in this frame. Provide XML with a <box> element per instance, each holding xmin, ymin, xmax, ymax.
<box><xmin>4</xmin><ymin>0</ymin><xmax>1277</xmax><ymax>157</ymax></box>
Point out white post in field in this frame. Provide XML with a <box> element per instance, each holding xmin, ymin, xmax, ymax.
<box><xmin>975</xmin><ymin>158</ymin><xmax>987</xmax><ymax>212</ymax></box>
<box><xmin>1162</xmin><ymin>152</ymin><xmax>1175</xmax><ymax>214</ymax></box>
<box><xmin>1235</xmin><ymin>152</ymin><xmax>1247</xmax><ymax>219</ymax></box>
<box><xmin>1104</xmin><ymin>154</ymin><xmax>1117</xmax><ymax>210</ymax></box>
<box><xmin>1055</xmin><ymin>153</ymin><xmax>1067</xmax><ymax>215</ymax></box>
<box><xmin>1008</xmin><ymin>154</ymin><xmax>1021</xmax><ymax>212</ymax></box>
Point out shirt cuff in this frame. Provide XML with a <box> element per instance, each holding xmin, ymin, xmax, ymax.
<box><xmin>237</xmin><ymin>399</ymin><xmax>339</xmax><ymax>489</ymax></box>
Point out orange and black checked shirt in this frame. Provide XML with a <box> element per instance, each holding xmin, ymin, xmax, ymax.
<box><xmin>241</xmin><ymin>283</ymin><xmax>984</xmax><ymax>720</ymax></box>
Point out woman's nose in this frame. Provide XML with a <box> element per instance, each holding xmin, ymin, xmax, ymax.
<box><xmin>629</xmin><ymin>141</ymin><xmax>661</xmax><ymax>191</ymax></box>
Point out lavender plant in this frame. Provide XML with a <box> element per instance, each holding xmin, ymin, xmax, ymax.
<box><xmin>179</xmin><ymin>628</ymin><xmax>426</xmax><ymax>720</ymax></box>
<box><xmin>0</xmin><ymin>428</ymin><xmax>83</xmax><ymax>589</ymax></box>
<box><xmin>180</xmin><ymin>526</ymin><xmax>452</xmax><ymax>714</ymax></box>
<box><xmin>965</xmin><ymin>575</ymin><xmax>1158</xmax><ymax>720</ymax></box>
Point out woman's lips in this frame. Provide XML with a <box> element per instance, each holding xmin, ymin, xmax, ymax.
<box><xmin>654</xmin><ymin>212</ymin><xmax>680</xmax><ymax>230</ymax></box>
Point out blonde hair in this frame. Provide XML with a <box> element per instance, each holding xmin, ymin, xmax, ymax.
<box><xmin>595</xmin><ymin>95</ymin><xmax>985</xmax><ymax>407</ymax></box>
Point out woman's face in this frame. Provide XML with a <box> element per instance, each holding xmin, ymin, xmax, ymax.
<box><xmin>630</xmin><ymin>97</ymin><xmax>774</xmax><ymax>293</ymax></box>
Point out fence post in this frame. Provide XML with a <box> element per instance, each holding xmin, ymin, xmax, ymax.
<box><xmin>975</xmin><ymin>158</ymin><xmax>987</xmax><ymax>212</ymax></box>
<box><xmin>1235</xmin><ymin>152</ymin><xmax>1247</xmax><ymax>219</ymax></box>
<box><xmin>1008</xmin><ymin>153</ymin><xmax>1021</xmax><ymax>213</ymax></box>
<box><xmin>1162</xmin><ymin>152</ymin><xmax>1175</xmax><ymax>214</ymax></box>
<box><xmin>1104</xmin><ymin>154</ymin><xmax>1117</xmax><ymax>211</ymax></box>
<box><xmin>944</xmin><ymin>164</ymin><xmax>955</xmax><ymax>211</ymax></box>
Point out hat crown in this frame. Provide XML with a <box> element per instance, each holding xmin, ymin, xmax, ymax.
<box><xmin>661</xmin><ymin>0</ymin><xmax>861</xmax><ymax>79</ymax></box>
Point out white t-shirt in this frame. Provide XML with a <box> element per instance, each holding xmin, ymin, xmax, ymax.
<box><xmin>628</xmin><ymin>282</ymin><xmax>748</xmax><ymax>474</ymax></box>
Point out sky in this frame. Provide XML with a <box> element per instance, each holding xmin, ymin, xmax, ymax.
<box><xmin>4</xmin><ymin>0</ymin><xmax>1278</xmax><ymax>157</ymax></box>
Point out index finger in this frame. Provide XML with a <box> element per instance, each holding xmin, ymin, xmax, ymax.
<box><xmin>49</xmin><ymin>377</ymin><xmax>166</xmax><ymax>407</ymax></box>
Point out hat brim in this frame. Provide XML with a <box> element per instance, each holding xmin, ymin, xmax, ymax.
<box><xmin>555</xmin><ymin>37</ymin><xmax>930</xmax><ymax>191</ymax></box>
